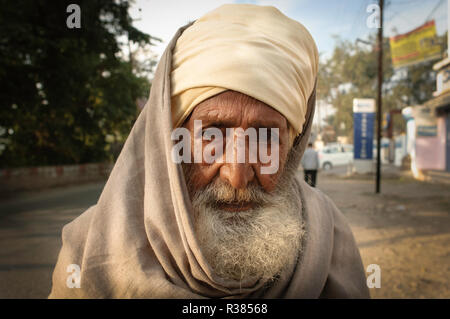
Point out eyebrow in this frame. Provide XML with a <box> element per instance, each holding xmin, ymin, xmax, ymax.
<box><xmin>196</xmin><ymin>116</ymin><xmax>286</xmax><ymax>129</ymax></box>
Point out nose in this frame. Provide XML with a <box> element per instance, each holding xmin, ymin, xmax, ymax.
<box><xmin>219</xmin><ymin>162</ymin><xmax>255</xmax><ymax>190</ymax></box>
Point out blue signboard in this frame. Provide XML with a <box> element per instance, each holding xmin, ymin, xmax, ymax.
<box><xmin>354</xmin><ymin>112</ymin><xmax>375</xmax><ymax>159</ymax></box>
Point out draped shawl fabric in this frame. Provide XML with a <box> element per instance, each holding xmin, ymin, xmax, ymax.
<box><xmin>48</xmin><ymin>6</ymin><xmax>369</xmax><ymax>299</ymax></box>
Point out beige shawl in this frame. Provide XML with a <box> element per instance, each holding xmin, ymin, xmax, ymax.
<box><xmin>48</xmin><ymin>22</ymin><xmax>369</xmax><ymax>299</ymax></box>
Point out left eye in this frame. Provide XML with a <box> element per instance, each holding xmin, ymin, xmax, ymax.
<box><xmin>258</xmin><ymin>129</ymin><xmax>279</xmax><ymax>144</ymax></box>
<box><xmin>202</xmin><ymin>130</ymin><xmax>210</xmax><ymax>138</ymax></box>
<box><xmin>202</xmin><ymin>129</ymin><xmax>215</xmax><ymax>140</ymax></box>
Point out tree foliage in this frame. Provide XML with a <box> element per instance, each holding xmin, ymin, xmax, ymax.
<box><xmin>0</xmin><ymin>0</ymin><xmax>159</xmax><ymax>167</ymax></box>
<box><xmin>318</xmin><ymin>32</ymin><xmax>447</xmax><ymax>140</ymax></box>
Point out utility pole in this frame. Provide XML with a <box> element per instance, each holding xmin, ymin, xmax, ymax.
<box><xmin>376</xmin><ymin>0</ymin><xmax>384</xmax><ymax>194</ymax></box>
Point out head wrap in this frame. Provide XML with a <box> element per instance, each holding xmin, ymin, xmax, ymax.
<box><xmin>170</xmin><ymin>4</ymin><xmax>319</xmax><ymax>138</ymax></box>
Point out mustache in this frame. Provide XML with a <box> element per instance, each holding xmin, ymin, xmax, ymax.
<box><xmin>182</xmin><ymin>145</ymin><xmax>300</xmax><ymax>209</ymax></box>
<box><xmin>195</xmin><ymin>178</ymin><xmax>271</xmax><ymax>207</ymax></box>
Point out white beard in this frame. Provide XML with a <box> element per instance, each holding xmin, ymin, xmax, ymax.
<box><xmin>189</xmin><ymin>175</ymin><xmax>305</xmax><ymax>283</ymax></box>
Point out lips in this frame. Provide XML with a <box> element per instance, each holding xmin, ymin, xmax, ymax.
<box><xmin>216</xmin><ymin>201</ymin><xmax>255</xmax><ymax>212</ymax></box>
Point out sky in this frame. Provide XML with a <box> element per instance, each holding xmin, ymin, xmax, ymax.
<box><xmin>129</xmin><ymin>0</ymin><xmax>448</xmax><ymax>62</ymax></box>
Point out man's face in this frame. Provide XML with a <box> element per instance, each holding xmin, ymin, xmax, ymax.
<box><xmin>180</xmin><ymin>91</ymin><xmax>304</xmax><ymax>283</ymax></box>
<box><xmin>182</xmin><ymin>90</ymin><xmax>290</xmax><ymax>207</ymax></box>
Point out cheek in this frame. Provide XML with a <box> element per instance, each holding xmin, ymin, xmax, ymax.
<box><xmin>255</xmin><ymin>165</ymin><xmax>285</xmax><ymax>192</ymax></box>
<box><xmin>254</xmin><ymin>143</ymin><xmax>289</xmax><ymax>192</ymax></box>
<box><xmin>186</xmin><ymin>130</ymin><xmax>224</xmax><ymax>192</ymax></box>
<box><xmin>256</xmin><ymin>173</ymin><xmax>278</xmax><ymax>192</ymax></box>
<box><xmin>187</xmin><ymin>162</ymin><xmax>221</xmax><ymax>192</ymax></box>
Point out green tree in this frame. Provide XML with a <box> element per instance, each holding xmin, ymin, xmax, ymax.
<box><xmin>0</xmin><ymin>0</ymin><xmax>160</xmax><ymax>167</ymax></box>
<box><xmin>318</xmin><ymin>32</ymin><xmax>446</xmax><ymax>139</ymax></box>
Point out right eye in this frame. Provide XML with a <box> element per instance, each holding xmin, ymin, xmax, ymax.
<box><xmin>202</xmin><ymin>127</ymin><xmax>226</xmax><ymax>141</ymax></box>
<box><xmin>202</xmin><ymin>128</ymin><xmax>214</xmax><ymax>140</ymax></box>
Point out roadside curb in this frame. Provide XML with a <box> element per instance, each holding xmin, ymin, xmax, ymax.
<box><xmin>0</xmin><ymin>162</ymin><xmax>113</xmax><ymax>196</ymax></box>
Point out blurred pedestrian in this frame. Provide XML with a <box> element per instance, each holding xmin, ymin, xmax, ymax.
<box><xmin>302</xmin><ymin>142</ymin><xmax>319</xmax><ymax>187</ymax></box>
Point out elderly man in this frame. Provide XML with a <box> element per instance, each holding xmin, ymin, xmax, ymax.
<box><xmin>49</xmin><ymin>4</ymin><xmax>369</xmax><ymax>298</ymax></box>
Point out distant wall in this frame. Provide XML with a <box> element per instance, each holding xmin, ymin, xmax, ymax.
<box><xmin>0</xmin><ymin>162</ymin><xmax>113</xmax><ymax>194</ymax></box>
<box><xmin>415</xmin><ymin>117</ymin><xmax>446</xmax><ymax>171</ymax></box>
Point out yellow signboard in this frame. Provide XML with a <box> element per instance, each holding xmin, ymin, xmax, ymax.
<box><xmin>389</xmin><ymin>20</ymin><xmax>441</xmax><ymax>69</ymax></box>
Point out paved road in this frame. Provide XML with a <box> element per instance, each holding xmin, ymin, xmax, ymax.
<box><xmin>0</xmin><ymin>165</ymin><xmax>365</xmax><ymax>298</ymax></box>
<box><xmin>1</xmin><ymin>166</ymin><xmax>448</xmax><ymax>298</ymax></box>
<box><xmin>317</xmin><ymin>174</ymin><xmax>450</xmax><ymax>298</ymax></box>
<box><xmin>0</xmin><ymin>182</ymin><xmax>104</xmax><ymax>298</ymax></box>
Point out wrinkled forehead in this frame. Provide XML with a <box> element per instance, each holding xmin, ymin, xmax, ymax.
<box><xmin>187</xmin><ymin>91</ymin><xmax>289</xmax><ymax>130</ymax></box>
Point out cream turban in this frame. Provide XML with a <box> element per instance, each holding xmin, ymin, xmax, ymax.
<box><xmin>170</xmin><ymin>4</ymin><xmax>318</xmax><ymax>137</ymax></box>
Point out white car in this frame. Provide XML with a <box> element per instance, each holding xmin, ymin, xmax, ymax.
<box><xmin>318</xmin><ymin>144</ymin><xmax>354</xmax><ymax>170</ymax></box>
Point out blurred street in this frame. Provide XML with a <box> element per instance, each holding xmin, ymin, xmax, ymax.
<box><xmin>2</xmin><ymin>0</ymin><xmax>450</xmax><ymax>302</ymax></box>
<box><xmin>317</xmin><ymin>168</ymin><xmax>450</xmax><ymax>299</ymax></box>
<box><xmin>0</xmin><ymin>166</ymin><xmax>449</xmax><ymax>298</ymax></box>
<box><xmin>0</xmin><ymin>183</ymin><xmax>104</xmax><ymax>298</ymax></box>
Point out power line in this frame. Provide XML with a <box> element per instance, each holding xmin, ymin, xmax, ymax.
<box><xmin>424</xmin><ymin>0</ymin><xmax>445</xmax><ymax>23</ymax></box>
<box><xmin>384</xmin><ymin>8</ymin><xmax>415</xmax><ymax>29</ymax></box>
<box><xmin>350</xmin><ymin>0</ymin><xmax>374</xmax><ymax>41</ymax></box>
<box><xmin>390</xmin><ymin>0</ymin><xmax>428</xmax><ymax>6</ymax></box>
<box><xmin>383</xmin><ymin>0</ymin><xmax>446</xmax><ymax>37</ymax></box>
